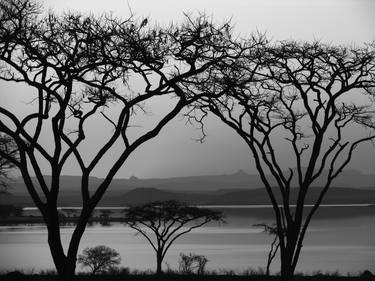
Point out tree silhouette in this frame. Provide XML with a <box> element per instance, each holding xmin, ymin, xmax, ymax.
<box><xmin>123</xmin><ymin>200</ymin><xmax>224</xmax><ymax>275</ymax></box>
<box><xmin>0</xmin><ymin>204</ymin><xmax>22</xmax><ymax>218</ymax></box>
<box><xmin>0</xmin><ymin>134</ymin><xmax>18</xmax><ymax>191</ymax></box>
<box><xmin>178</xmin><ymin>252</ymin><xmax>209</xmax><ymax>275</ymax></box>
<box><xmin>190</xmin><ymin>40</ymin><xmax>375</xmax><ymax>280</ymax></box>
<box><xmin>254</xmin><ymin>223</ymin><xmax>280</xmax><ymax>275</ymax></box>
<box><xmin>0</xmin><ymin>0</ymin><xmax>245</xmax><ymax>278</ymax></box>
<box><xmin>99</xmin><ymin>209</ymin><xmax>113</xmax><ymax>226</ymax></box>
<box><xmin>99</xmin><ymin>209</ymin><xmax>113</xmax><ymax>220</ymax></box>
<box><xmin>77</xmin><ymin>245</ymin><xmax>121</xmax><ymax>275</ymax></box>
<box><xmin>61</xmin><ymin>208</ymin><xmax>78</xmax><ymax>219</ymax></box>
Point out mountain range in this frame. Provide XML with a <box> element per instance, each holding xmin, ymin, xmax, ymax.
<box><xmin>1</xmin><ymin>186</ymin><xmax>375</xmax><ymax>207</ymax></box>
<box><xmin>6</xmin><ymin>169</ymin><xmax>375</xmax><ymax>195</ymax></box>
<box><xmin>1</xmin><ymin>169</ymin><xmax>374</xmax><ymax>207</ymax></box>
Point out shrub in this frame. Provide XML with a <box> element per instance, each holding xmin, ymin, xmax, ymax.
<box><xmin>77</xmin><ymin>245</ymin><xmax>121</xmax><ymax>275</ymax></box>
<box><xmin>178</xmin><ymin>253</ymin><xmax>209</xmax><ymax>275</ymax></box>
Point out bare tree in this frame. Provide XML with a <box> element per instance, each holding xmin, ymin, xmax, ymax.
<box><xmin>77</xmin><ymin>245</ymin><xmax>121</xmax><ymax>275</ymax></box>
<box><xmin>190</xmin><ymin>40</ymin><xmax>375</xmax><ymax>280</ymax></box>
<box><xmin>0</xmin><ymin>0</ymin><xmax>243</xmax><ymax>278</ymax></box>
<box><xmin>123</xmin><ymin>200</ymin><xmax>224</xmax><ymax>275</ymax></box>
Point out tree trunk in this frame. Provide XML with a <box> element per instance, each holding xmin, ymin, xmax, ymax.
<box><xmin>280</xmin><ymin>227</ymin><xmax>300</xmax><ymax>281</ymax></box>
<box><xmin>47</xmin><ymin>218</ymin><xmax>75</xmax><ymax>279</ymax></box>
<box><xmin>62</xmin><ymin>260</ymin><xmax>76</xmax><ymax>280</ymax></box>
<box><xmin>280</xmin><ymin>249</ymin><xmax>294</xmax><ymax>281</ymax></box>
<box><xmin>266</xmin><ymin>235</ymin><xmax>279</xmax><ymax>276</ymax></box>
<box><xmin>156</xmin><ymin>251</ymin><xmax>163</xmax><ymax>275</ymax></box>
<box><xmin>45</xmin><ymin>206</ymin><xmax>80</xmax><ymax>280</ymax></box>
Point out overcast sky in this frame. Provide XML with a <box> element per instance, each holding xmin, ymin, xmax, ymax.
<box><xmin>2</xmin><ymin>0</ymin><xmax>375</xmax><ymax>178</ymax></box>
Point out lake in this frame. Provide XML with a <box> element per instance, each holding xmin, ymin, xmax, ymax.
<box><xmin>0</xmin><ymin>205</ymin><xmax>374</xmax><ymax>274</ymax></box>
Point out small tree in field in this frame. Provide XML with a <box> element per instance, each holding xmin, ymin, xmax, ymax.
<box><xmin>77</xmin><ymin>245</ymin><xmax>121</xmax><ymax>275</ymax></box>
<box><xmin>123</xmin><ymin>200</ymin><xmax>224</xmax><ymax>275</ymax></box>
<box><xmin>178</xmin><ymin>252</ymin><xmax>209</xmax><ymax>275</ymax></box>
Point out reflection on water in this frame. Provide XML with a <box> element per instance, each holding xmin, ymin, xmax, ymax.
<box><xmin>0</xmin><ymin>206</ymin><xmax>374</xmax><ymax>274</ymax></box>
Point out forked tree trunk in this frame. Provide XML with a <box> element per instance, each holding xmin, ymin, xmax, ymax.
<box><xmin>279</xmin><ymin>225</ymin><xmax>302</xmax><ymax>281</ymax></box>
<box><xmin>48</xmin><ymin>230</ymin><xmax>86</xmax><ymax>280</ymax></box>
<box><xmin>156</xmin><ymin>250</ymin><xmax>163</xmax><ymax>275</ymax></box>
<box><xmin>45</xmin><ymin>205</ymin><xmax>90</xmax><ymax>280</ymax></box>
<box><xmin>280</xmin><ymin>247</ymin><xmax>295</xmax><ymax>281</ymax></box>
<box><xmin>46</xmin><ymin>213</ymin><xmax>75</xmax><ymax>279</ymax></box>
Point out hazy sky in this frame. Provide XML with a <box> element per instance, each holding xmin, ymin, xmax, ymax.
<box><xmin>41</xmin><ymin>0</ymin><xmax>375</xmax><ymax>44</ymax></box>
<box><xmin>2</xmin><ymin>0</ymin><xmax>375</xmax><ymax>178</ymax></box>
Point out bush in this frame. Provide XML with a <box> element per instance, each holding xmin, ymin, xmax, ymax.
<box><xmin>178</xmin><ymin>253</ymin><xmax>209</xmax><ymax>275</ymax></box>
<box><xmin>77</xmin><ymin>245</ymin><xmax>121</xmax><ymax>275</ymax></box>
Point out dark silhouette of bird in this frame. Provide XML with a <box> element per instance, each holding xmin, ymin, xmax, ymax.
<box><xmin>140</xmin><ymin>18</ymin><xmax>148</xmax><ymax>28</ymax></box>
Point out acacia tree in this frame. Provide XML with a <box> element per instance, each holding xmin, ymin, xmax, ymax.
<box><xmin>191</xmin><ymin>41</ymin><xmax>375</xmax><ymax>280</ymax></box>
<box><xmin>123</xmin><ymin>200</ymin><xmax>224</xmax><ymax>275</ymax></box>
<box><xmin>0</xmin><ymin>0</ymin><xmax>247</xmax><ymax>278</ymax></box>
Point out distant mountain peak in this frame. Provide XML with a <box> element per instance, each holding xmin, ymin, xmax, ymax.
<box><xmin>129</xmin><ymin>175</ymin><xmax>139</xmax><ymax>181</ymax></box>
<box><xmin>129</xmin><ymin>187</ymin><xmax>158</xmax><ymax>192</ymax></box>
<box><xmin>233</xmin><ymin>170</ymin><xmax>248</xmax><ymax>176</ymax></box>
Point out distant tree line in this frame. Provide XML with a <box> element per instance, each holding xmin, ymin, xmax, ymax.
<box><xmin>1</xmin><ymin>0</ymin><xmax>374</xmax><ymax>280</ymax></box>
<box><xmin>0</xmin><ymin>204</ymin><xmax>22</xmax><ymax>218</ymax></box>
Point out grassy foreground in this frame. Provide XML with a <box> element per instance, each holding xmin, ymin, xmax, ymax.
<box><xmin>2</xmin><ymin>272</ymin><xmax>375</xmax><ymax>281</ymax></box>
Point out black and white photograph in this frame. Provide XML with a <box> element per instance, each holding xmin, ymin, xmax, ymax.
<box><xmin>0</xmin><ymin>0</ymin><xmax>374</xmax><ymax>280</ymax></box>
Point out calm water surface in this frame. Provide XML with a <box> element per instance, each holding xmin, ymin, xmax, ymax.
<box><xmin>0</xmin><ymin>205</ymin><xmax>374</xmax><ymax>274</ymax></box>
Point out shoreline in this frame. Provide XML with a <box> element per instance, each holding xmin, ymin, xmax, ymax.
<box><xmin>20</xmin><ymin>203</ymin><xmax>375</xmax><ymax>210</ymax></box>
<box><xmin>2</xmin><ymin>204</ymin><xmax>375</xmax><ymax>226</ymax></box>
<box><xmin>0</xmin><ymin>216</ymin><xmax>124</xmax><ymax>225</ymax></box>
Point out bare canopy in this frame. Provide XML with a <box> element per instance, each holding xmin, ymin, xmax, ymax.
<box><xmin>188</xmin><ymin>40</ymin><xmax>375</xmax><ymax>280</ymax></box>
<box><xmin>0</xmin><ymin>0</ymin><xmax>248</xmax><ymax>278</ymax></box>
